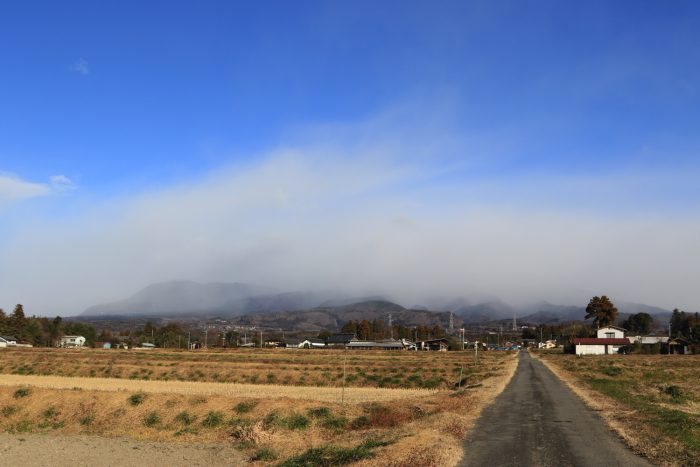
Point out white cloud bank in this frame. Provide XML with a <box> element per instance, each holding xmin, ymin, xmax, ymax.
<box><xmin>0</xmin><ymin>113</ymin><xmax>699</xmax><ymax>315</ymax></box>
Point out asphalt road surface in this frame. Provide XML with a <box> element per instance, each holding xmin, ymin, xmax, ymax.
<box><xmin>459</xmin><ymin>351</ymin><xmax>653</xmax><ymax>467</ymax></box>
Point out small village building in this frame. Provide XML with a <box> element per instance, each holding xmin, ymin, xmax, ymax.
<box><xmin>326</xmin><ymin>333</ymin><xmax>359</xmax><ymax>348</ymax></box>
<box><xmin>59</xmin><ymin>335</ymin><xmax>86</xmax><ymax>348</ymax></box>
<box><xmin>538</xmin><ymin>339</ymin><xmax>557</xmax><ymax>349</ymax></box>
<box><xmin>668</xmin><ymin>338</ymin><xmax>691</xmax><ymax>355</ymax></box>
<box><xmin>418</xmin><ymin>338</ymin><xmax>449</xmax><ymax>351</ymax></box>
<box><xmin>139</xmin><ymin>342</ymin><xmax>156</xmax><ymax>349</ymax></box>
<box><xmin>596</xmin><ymin>326</ymin><xmax>626</xmax><ymax>339</ymax></box>
<box><xmin>572</xmin><ymin>337</ymin><xmax>630</xmax><ymax>355</ymax></box>
<box><xmin>0</xmin><ymin>336</ymin><xmax>18</xmax><ymax>347</ymax></box>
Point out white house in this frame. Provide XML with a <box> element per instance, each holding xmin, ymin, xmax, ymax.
<box><xmin>571</xmin><ymin>326</ymin><xmax>630</xmax><ymax>355</ymax></box>
<box><xmin>59</xmin><ymin>335</ymin><xmax>86</xmax><ymax>348</ymax></box>
<box><xmin>596</xmin><ymin>326</ymin><xmax>626</xmax><ymax>339</ymax></box>
<box><xmin>0</xmin><ymin>335</ymin><xmax>18</xmax><ymax>348</ymax></box>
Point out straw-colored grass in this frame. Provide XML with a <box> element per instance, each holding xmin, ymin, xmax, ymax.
<box><xmin>0</xmin><ymin>348</ymin><xmax>519</xmax><ymax>465</ymax></box>
<box><xmin>538</xmin><ymin>352</ymin><xmax>700</xmax><ymax>467</ymax></box>
<box><xmin>0</xmin><ymin>374</ymin><xmax>435</xmax><ymax>403</ymax></box>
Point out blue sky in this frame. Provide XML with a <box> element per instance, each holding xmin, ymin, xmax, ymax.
<box><xmin>1</xmin><ymin>1</ymin><xmax>700</xmax><ymax>314</ymax></box>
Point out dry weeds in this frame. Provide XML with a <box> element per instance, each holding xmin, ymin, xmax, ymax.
<box><xmin>0</xmin><ymin>348</ymin><xmax>519</xmax><ymax>466</ymax></box>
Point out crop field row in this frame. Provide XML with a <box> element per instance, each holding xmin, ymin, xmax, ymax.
<box><xmin>0</xmin><ymin>374</ymin><xmax>436</xmax><ymax>403</ymax></box>
<box><xmin>540</xmin><ymin>353</ymin><xmax>700</xmax><ymax>466</ymax></box>
<box><xmin>0</xmin><ymin>347</ymin><xmax>505</xmax><ymax>390</ymax></box>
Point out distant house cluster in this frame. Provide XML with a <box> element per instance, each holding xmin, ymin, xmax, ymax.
<box><xmin>281</xmin><ymin>334</ymin><xmax>449</xmax><ymax>351</ymax></box>
<box><xmin>571</xmin><ymin>326</ymin><xmax>691</xmax><ymax>355</ymax></box>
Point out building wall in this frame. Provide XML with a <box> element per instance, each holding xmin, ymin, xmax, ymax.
<box><xmin>596</xmin><ymin>327</ymin><xmax>624</xmax><ymax>339</ymax></box>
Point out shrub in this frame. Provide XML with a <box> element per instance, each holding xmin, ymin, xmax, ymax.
<box><xmin>279</xmin><ymin>438</ymin><xmax>393</xmax><ymax>467</ymax></box>
<box><xmin>233</xmin><ymin>401</ymin><xmax>257</xmax><ymax>414</ymax></box>
<box><xmin>320</xmin><ymin>416</ymin><xmax>348</xmax><ymax>431</ymax></box>
<box><xmin>306</xmin><ymin>407</ymin><xmax>331</xmax><ymax>418</ymax></box>
<box><xmin>602</xmin><ymin>366</ymin><xmax>622</xmax><ymax>377</ymax></box>
<box><xmin>664</xmin><ymin>385</ymin><xmax>683</xmax><ymax>401</ymax></box>
<box><xmin>143</xmin><ymin>411</ymin><xmax>161</xmax><ymax>428</ymax></box>
<box><xmin>43</xmin><ymin>406</ymin><xmax>59</xmax><ymax>418</ymax></box>
<box><xmin>175</xmin><ymin>411</ymin><xmax>196</xmax><ymax>426</ymax></box>
<box><xmin>282</xmin><ymin>413</ymin><xmax>310</xmax><ymax>430</ymax></box>
<box><xmin>251</xmin><ymin>447</ymin><xmax>278</xmax><ymax>461</ymax></box>
<box><xmin>79</xmin><ymin>414</ymin><xmax>95</xmax><ymax>426</ymax></box>
<box><xmin>350</xmin><ymin>415</ymin><xmax>370</xmax><ymax>430</ymax></box>
<box><xmin>202</xmin><ymin>411</ymin><xmax>225</xmax><ymax>428</ymax></box>
<box><xmin>365</xmin><ymin>404</ymin><xmax>408</xmax><ymax>427</ymax></box>
<box><xmin>128</xmin><ymin>392</ymin><xmax>146</xmax><ymax>406</ymax></box>
<box><xmin>1</xmin><ymin>406</ymin><xmax>18</xmax><ymax>417</ymax></box>
<box><xmin>13</xmin><ymin>388</ymin><xmax>31</xmax><ymax>399</ymax></box>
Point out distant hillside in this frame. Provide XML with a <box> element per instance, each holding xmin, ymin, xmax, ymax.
<box><xmin>80</xmin><ymin>281</ymin><xmax>673</xmax><ymax>329</ymax></box>
<box><xmin>232</xmin><ymin>300</ymin><xmax>460</xmax><ymax>332</ymax></box>
<box><xmin>455</xmin><ymin>301</ymin><xmax>515</xmax><ymax>323</ymax></box>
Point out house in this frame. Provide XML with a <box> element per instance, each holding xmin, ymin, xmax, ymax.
<box><xmin>59</xmin><ymin>335</ymin><xmax>86</xmax><ymax>348</ymax></box>
<box><xmin>418</xmin><ymin>338</ymin><xmax>449</xmax><ymax>351</ymax></box>
<box><xmin>0</xmin><ymin>336</ymin><xmax>19</xmax><ymax>347</ymax></box>
<box><xmin>629</xmin><ymin>335</ymin><xmax>669</xmax><ymax>345</ymax></box>
<box><xmin>284</xmin><ymin>338</ymin><xmax>312</xmax><ymax>349</ymax></box>
<box><xmin>596</xmin><ymin>326</ymin><xmax>626</xmax><ymax>339</ymax></box>
<box><xmin>345</xmin><ymin>339</ymin><xmax>409</xmax><ymax>351</ymax></box>
<box><xmin>538</xmin><ymin>339</ymin><xmax>557</xmax><ymax>349</ymax></box>
<box><xmin>668</xmin><ymin>338</ymin><xmax>691</xmax><ymax>355</ymax></box>
<box><xmin>139</xmin><ymin>342</ymin><xmax>156</xmax><ymax>349</ymax></box>
<box><xmin>326</xmin><ymin>333</ymin><xmax>359</xmax><ymax>348</ymax></box>
<box><xmin>572</xmin><ymin>337</ymin><xmax>630</xmax><ymax>355</ymax></box>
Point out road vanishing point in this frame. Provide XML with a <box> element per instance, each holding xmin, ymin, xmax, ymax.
<box><xmin>459</xmin><ymin>351</ymin><xmax>653</xmax><ymax>467</ymax></box>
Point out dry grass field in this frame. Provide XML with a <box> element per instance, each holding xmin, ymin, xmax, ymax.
<box><xmin>0</xmin><ymin>348</ymin><xmax>518</xmax><ymax>466</ymax></box>
<box><xmin>0</xmin><ymin>347</ymin><xmax>489</xmax><ymax>390</ymax></box>
<box><xmin>539</xmin><ymin>353</ymin><xmax>700</xmax><ymax>467</ymax></box>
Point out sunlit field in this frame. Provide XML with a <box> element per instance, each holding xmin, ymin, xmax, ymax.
<box><xmin>0</xmin><ymin>347</ymin><xmax>497</xmax><ymax>390</ymax></box>
<box><xmin>540</xmin><ymin>353</ymin><xmax>700</xmax><ymax>466</ymax></box>
<box><xmin>0</xmin><ymin>348</ymin><xmax>517</xmax><ymax>466</ymax></box>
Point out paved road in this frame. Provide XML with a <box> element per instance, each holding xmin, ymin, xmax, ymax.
<box><xmin>459</xmin><ymin>351</ymin><xmax>653</xmax><ymax>467</ymax></box>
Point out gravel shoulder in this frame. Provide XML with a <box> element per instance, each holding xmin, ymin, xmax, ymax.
<box><xmin>0</xmin><ymin>433</ymin><xmax>246</xmax><ymax>467</ymax></box>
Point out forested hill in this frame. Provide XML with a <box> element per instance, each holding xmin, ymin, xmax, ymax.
<box><xmin>232</xmin><ymin>300</ymin><xmax>460</xmax><ymax>332</ymax></box>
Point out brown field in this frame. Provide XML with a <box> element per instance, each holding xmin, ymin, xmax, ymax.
<box><xmin>0</xmin><ymin>347</ymin><xmax>486</xmax><ymax>390</ymax></box>
<box><xmin>538</xmin><ymin>352</ymin><xmax>700</xmax><ymax>467</ymax></box>
<box><xmin>0</xmin><ymin>348</ymin><xmax>518</xmax><ymax>466</ymax></box>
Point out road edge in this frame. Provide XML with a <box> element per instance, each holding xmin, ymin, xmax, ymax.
<box><xmin>532</xmin><ymin>352</ymin><xmax>660</xmax><ymax>465</ymax></box>
<box><xmin>453</xmin><ymin>351</ymin><xmax>521</xmax><ymax>466</ymax></box>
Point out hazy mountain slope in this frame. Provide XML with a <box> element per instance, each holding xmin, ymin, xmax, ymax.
<box><xmin>81</xmin><ymin>281</ymin><xmax>274</xmax><ymax>316</ymax></box>
<box><xmin>233</xmin><ymin>300</ymin><xmax>459</xmax><ymax>332</ymax></box>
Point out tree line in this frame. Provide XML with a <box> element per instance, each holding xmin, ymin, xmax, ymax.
<box><xmin>0</xmin><ymin>304</ymin><xmax>97</xmax><ymax>347</ymax></box>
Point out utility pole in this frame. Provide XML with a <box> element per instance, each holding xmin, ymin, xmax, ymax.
<box><xmin>260</xmin><ymin>330</ymin><xmax>263</xmax><ymax>348</ymax></box>
<box><xmin>388</xmin><ymin>313</ymin><xmax>393</xmax><ymax>339</ymax></box>
<box><xmin>668</xmin><ymin>322</ymin><xmax>672</xmax><ymax>355</ymax></box>
<box><xmin>450</xmin><ymin>312</ymin><xmax>454</xmax><ymax>332</ymax></box>
<box><xmin>461</xmin><ymin>328</ymin><xmax>465</xmax><ymax>351</ymax></box>
<box><xmin>187</xmin><ymin>332</ymin><xmax>190</xmax><ymax>350</ymax></box>
<box><xmin>512</xmin><ymin>312</ymin><xmax>517</xmax><ymax>331</ymax></box>
<box><xmin>204</xmin><ymin>329</ymin><xmax>208</xmax><ymax>348</ymax></box>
